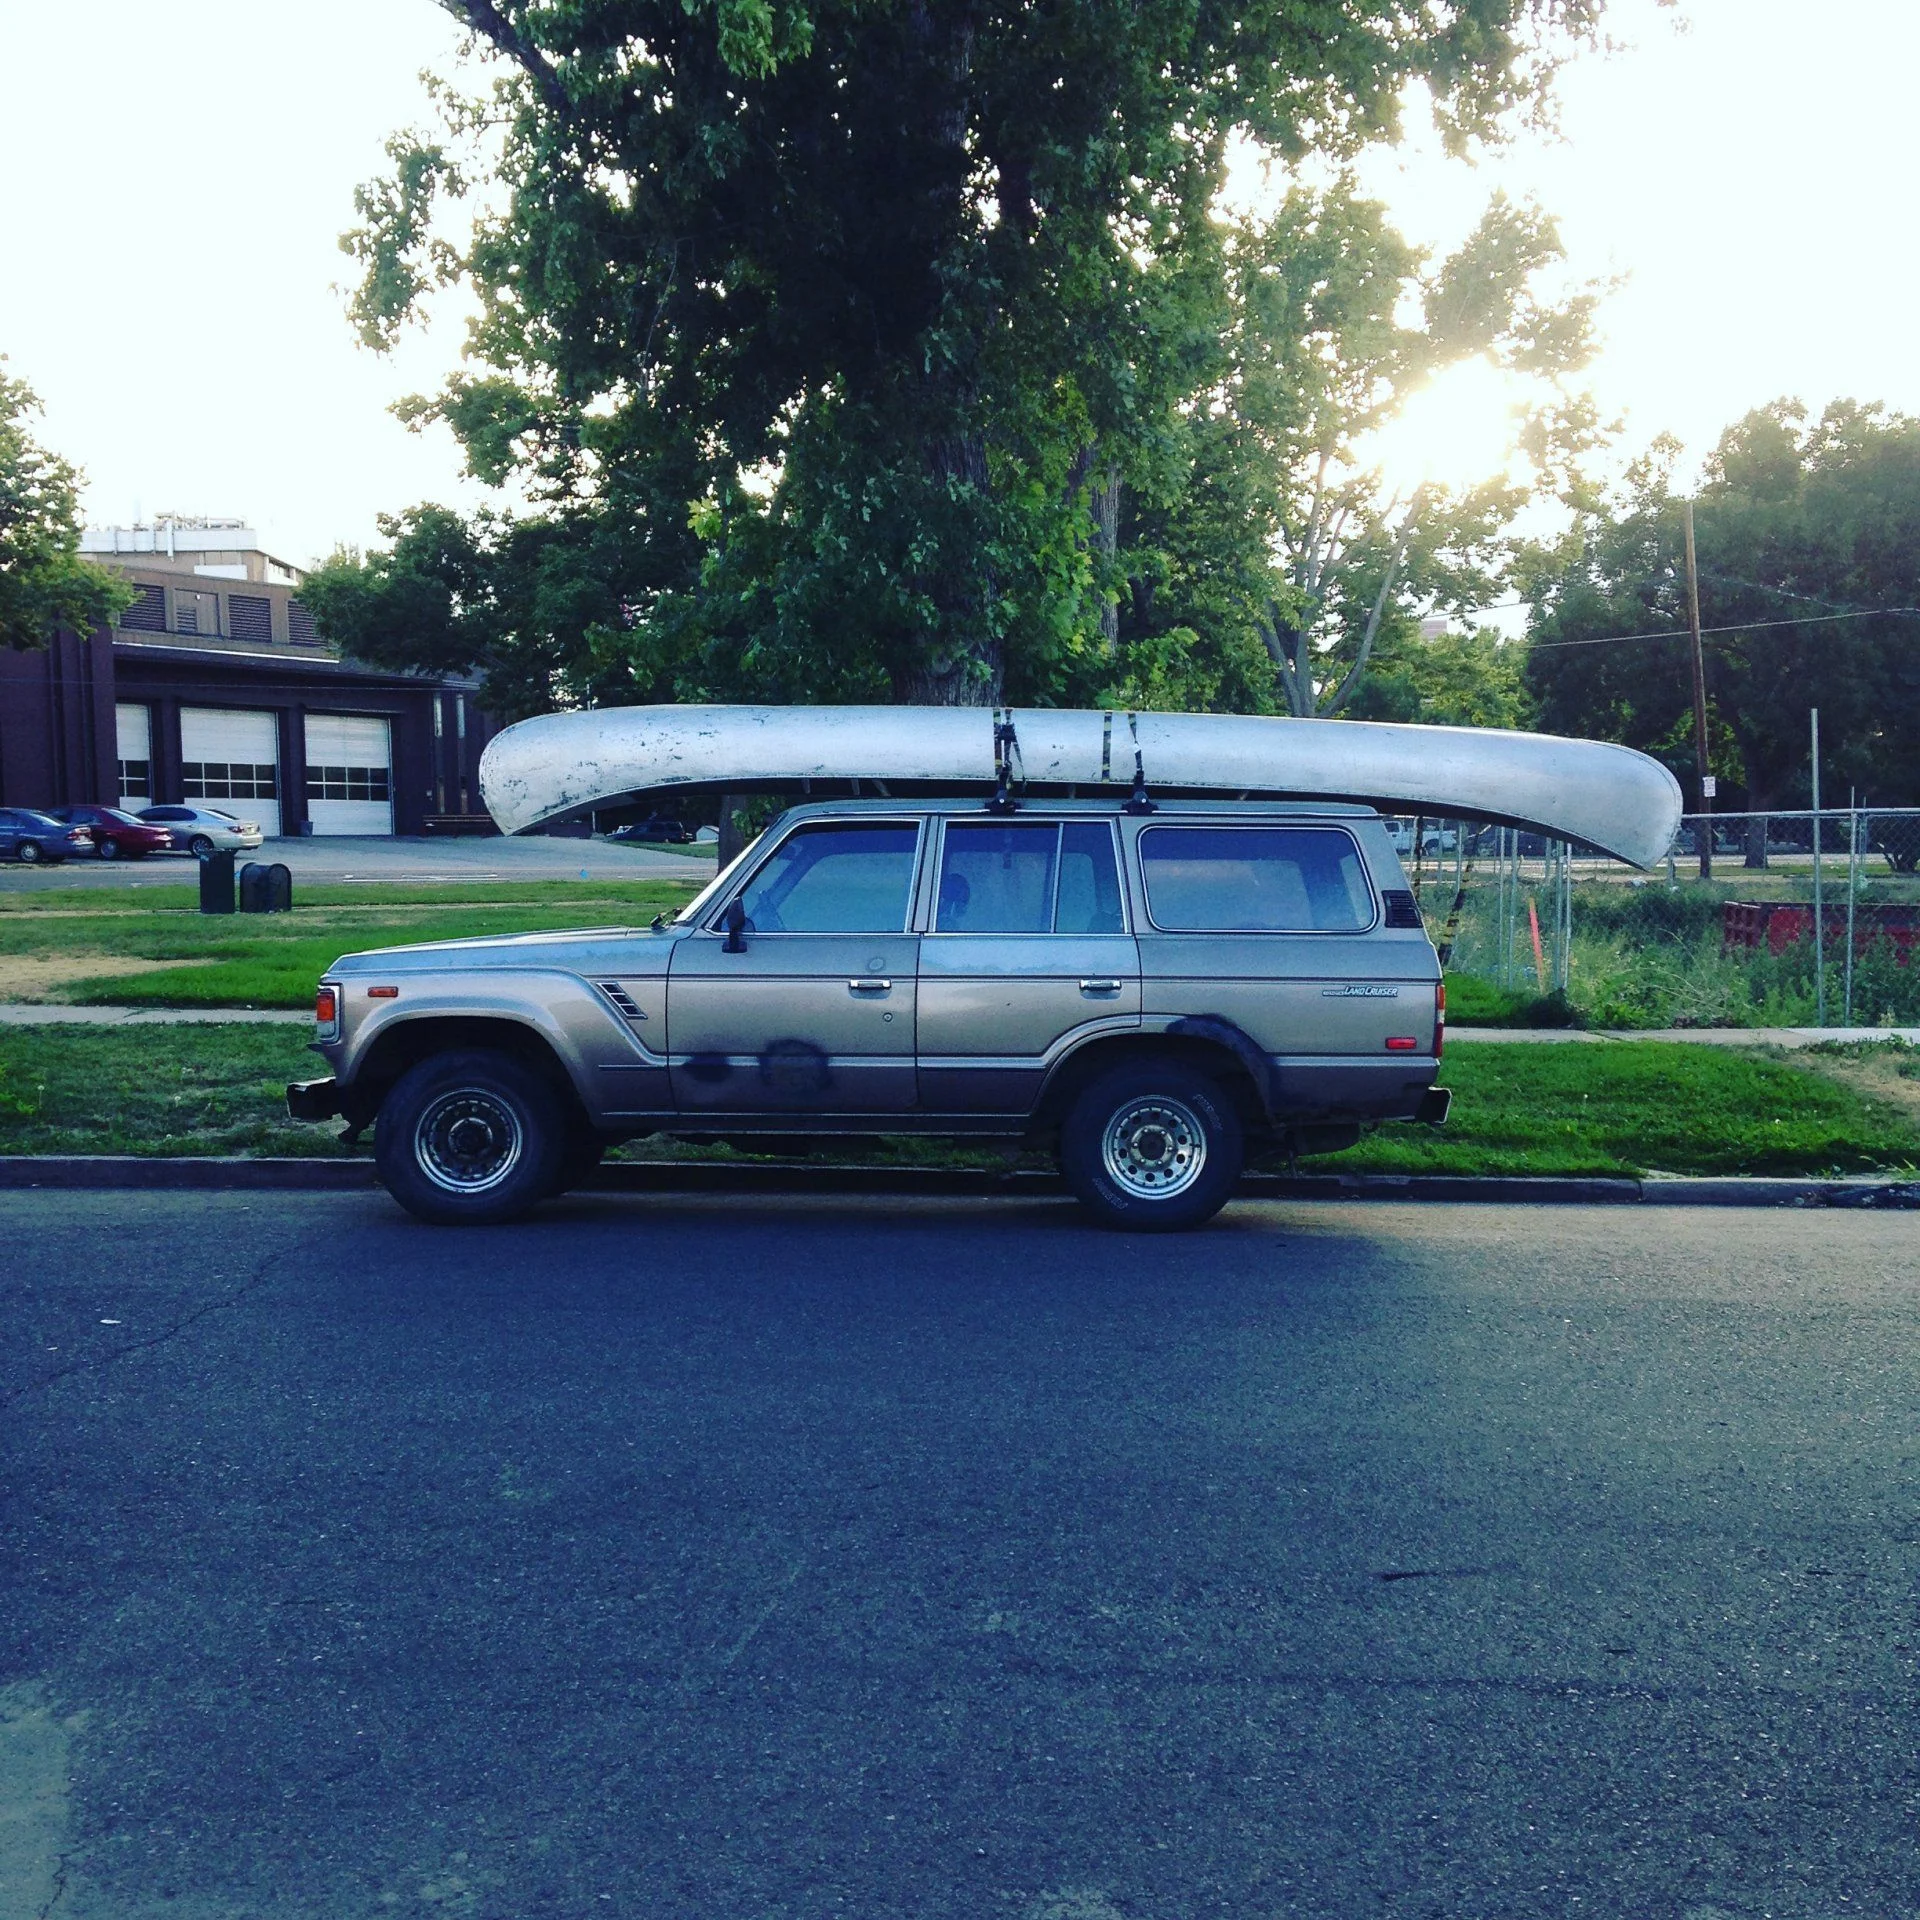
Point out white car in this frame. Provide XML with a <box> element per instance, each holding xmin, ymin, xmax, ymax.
<box><xmin>138</xmin><ymin>805</ymin><xmax>265</xmax><ymax>856</ymax></box>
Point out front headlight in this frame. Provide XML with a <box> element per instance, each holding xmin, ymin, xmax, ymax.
<box><xmin>314</xmin><ymin>982</ymin><xmax>341</xmax><ymax>1043</ymax></box>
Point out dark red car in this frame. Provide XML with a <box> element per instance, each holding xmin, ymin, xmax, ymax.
<box><xmin>47</xmin><ymin>805</ymin><xmax>175</xmax><ymax>860</ymax></box>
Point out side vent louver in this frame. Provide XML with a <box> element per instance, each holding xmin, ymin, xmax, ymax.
<box><xmin>1382</xmin><ymin>889</ymin><xmax>1425</xmax><ymax>929</ymax></box>
<box><xmin>597</xmin><ymin>981</ymin><xmax>645</xmax><ymax>1022</ymax></box>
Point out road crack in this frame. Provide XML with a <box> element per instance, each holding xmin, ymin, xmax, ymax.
<box><xmin>4</xmin><ymin>1241</ymin><xmax>284</xmax><ymax>1409</ymax></box>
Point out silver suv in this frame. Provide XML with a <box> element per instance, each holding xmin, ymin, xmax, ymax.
<box><xmin>289</xmin><ymin>798</ymin><xmax>1448</xmax><ymax>1229</ymax></box>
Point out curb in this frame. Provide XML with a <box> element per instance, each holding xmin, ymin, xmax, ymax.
<box><xmin>0</xmin><ymin>1157</ymin><xmax>1914</xmax><ymax>1208</ymax></box>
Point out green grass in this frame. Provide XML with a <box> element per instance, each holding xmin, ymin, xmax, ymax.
<box><xmin>0</xmin><ymin>880</ymin><xmax>705</xmax><ymax>1008</ymax></box>
<box><xmin>1307</xmin><ymin>1041</ymin><xmax>1920</xmax><ymax>1179</ymax></box>
<box><xmin>2</xmin><ymin>1027</ymin><xmax>1914</xmax><ymax>1181</ymax></box>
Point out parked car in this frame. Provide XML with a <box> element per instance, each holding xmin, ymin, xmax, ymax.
<box><xmin>47</xmin><ymin>804</ymin><xmax>174</xmax><ymax>860</ymax></box>
<box><xmin>289</xmin><ymin>797</ymin><xmax>1448</xmax><ymax>1231</ymax></box>
<box><xmin>137</xmin><ymin>805</ymin><xmax>264</xmax><ymax>856</ymax></box>
<box><xmin>0</xmin><ymin>808</ymin><xmax>93</xmax><ymax>864</ymax></box>
<box><xmin>605</xmin><ymin>815</ymin><xmax>695</xmax><ymax>845</ymax></box>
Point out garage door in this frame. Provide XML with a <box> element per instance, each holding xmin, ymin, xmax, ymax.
<box><xmin>115</xmin><ymin>703</ymin><xmax>152</xmax><ymax>809</ymax></box>
<box><xmin>180</xmin><ymin>707</ymin><xmax>281</xmax><ymax>838</ymax></box>
<box><xmin>304</xmin><ymin>714</ymin><xmax>393</xmax><ymax>836</ymax></box>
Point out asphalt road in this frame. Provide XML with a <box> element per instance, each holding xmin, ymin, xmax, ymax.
<box><xmin>3</xmin><ymin>1194</ymin><xmax>1916</xmax><ymax>1919</ymax></box>
<box><xmin>0</xmin><ymin>834</ymin><xmax>715</xmax><ymax>892</ymax></box>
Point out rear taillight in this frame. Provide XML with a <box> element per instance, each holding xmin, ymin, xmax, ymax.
<box><xmin>1435</xmin><ymin>979</ymin><xmax>1446</xmax><ymax>1058</ymax></box>
<box><xmin>314</xmin><ymin>984</ymin><xmax>339</xmax><ymax>1040</ymax></box>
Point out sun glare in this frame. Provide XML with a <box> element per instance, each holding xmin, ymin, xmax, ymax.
<box><xmin>1362</xmin><ymin>357</ymin><xmax>1526</xmax><ymax>496</ymax></box>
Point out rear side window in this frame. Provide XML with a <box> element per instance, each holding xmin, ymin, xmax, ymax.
<box><xmin>734</xmin><ymin>822</ymin><xmax>920</xmax><ymax>933</ymax></box>
<box><xmin>936</xmin><ymin>821</ymin><xmax>1124</xmax><ymax>934</ymax></box>
<box><xmin>1140</xmin><ymin>826</ymin><xmax>1375</xmax><ymax>932</ymax></box>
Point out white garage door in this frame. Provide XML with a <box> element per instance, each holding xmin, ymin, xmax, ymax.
<box><xmin>115</xmin><ymin>703</ymin><xmax>152</xmax><ymax>809</ymax></box>
<box><xmin>304</xmin><ymin>714</ymin><xmax>393</xmax><ymax>836</ymax></box>
<box><xmin>180</xmin><ymin>707</ymin><xmax>281</xmax><ymax>838</ymax></box>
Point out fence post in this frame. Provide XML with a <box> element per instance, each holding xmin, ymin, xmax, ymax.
<box><xmin>1811</xmin><ymin>710</ymin><xmax>1825</xmax><ymax>1028</ymax></box>
<box><xmin>1844</xmin><ymin>796</ymin><xmax>1858</xmax><ymax>1028</ymax></box>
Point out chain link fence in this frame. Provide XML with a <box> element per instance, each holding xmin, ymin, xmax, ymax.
<box><xmin>1390</xmin><ymin>809</ymin><xmax>1920</xmax><ymax>1030</ymax></box>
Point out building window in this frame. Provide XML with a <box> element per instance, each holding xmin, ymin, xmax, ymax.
<box><xmin>118</xmin><ymin>585</ymin><xmax>166</xmax><ymax>632</ymax></box>
<box><xmin>182</xmin><ymin>762</ymin><xmax>278</xmax><ymax>801</ymax></box>
<box><xmin>288</xmin><ymin>598</ymin><xmax>318</xmax><ymax>644</ymax></box>
<box><xmin>118</xmin><ymin>759</ymin><xmax>152</xmax><ymax>799</ymax></box>
<box><xmin>229</xmin><ymin>594</ymin><xmax>273</xmax><ymax>644</ymax></box>
<box><xmin>306</xmin><ymin>765</ymin><xmax>391</xmax><ymax>803</ymax></box>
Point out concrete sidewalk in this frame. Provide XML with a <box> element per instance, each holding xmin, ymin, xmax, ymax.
<box><xmin>2</xmin><ymin>1002</ymin><xmax>1914</xmax><ymax>1046</ymax></box>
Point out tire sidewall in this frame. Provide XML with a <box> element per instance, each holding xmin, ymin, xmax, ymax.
<box><xmin>98</xmin><ymin>838</ymin><xmax>120</xmax><ymax>861</ymax></box>
<box><xmin>1061</xmin><ymin>1060</ymin><xmax>1244</xmax><ymax>1231</ymax></box>
<box><xmin>188</xmin><ymin>835</ymin><xmax>214</xmax><ymax>857</ymax></box>
<box><xmin>375</xmin><ymin>1049</ymin><xmax>567</xmax><ymax>1225</ymax></box>
<box><xmin>17</xmin><ymin>841</ymin><xmax>40</xmax><ymax>864</ymax></box>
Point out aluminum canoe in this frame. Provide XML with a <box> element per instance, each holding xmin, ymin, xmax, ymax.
<box><xmin>479</xmin><ymin>704</ymin><xmax>1683</xmax><ymax>868</ymax></box>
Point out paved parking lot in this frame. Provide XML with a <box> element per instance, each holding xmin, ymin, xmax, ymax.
<box><xmin>3</xmin><ymin>1194</ymin><xmax>1916</xmax><ymax>1917</ymax></box>
<box><xmin>0</xmin><ymin>833</ymin><xmax>717</xmax><ymax>890</ymax></box>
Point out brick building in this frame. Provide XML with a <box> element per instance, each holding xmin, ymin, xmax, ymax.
<box><xmin>0</xmin><ymin>517</ymin><xmax>497</xmax><ymax>836</ymax></box>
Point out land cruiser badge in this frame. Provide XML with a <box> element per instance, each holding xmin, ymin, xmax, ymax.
<box><xmin>1321</xmin><ymin>984</ymin><xmax>1401</xmax><ymax>997</ymax></box>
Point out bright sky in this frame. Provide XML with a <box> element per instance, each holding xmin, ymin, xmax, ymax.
<box><xmin>2</xmin><ymin>0</ymin><xmax>1915</xmax><ymax>566</ymax></box>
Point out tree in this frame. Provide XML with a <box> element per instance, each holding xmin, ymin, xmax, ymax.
<box><xmin>331</xmin><ymin>0</ymin><xmax>1607</xmax><ymax>712</ymax></box>
<box><xmin>1100</xmin><ymin>180</ymin><xmax>1598</xmax><ymax>720</ymax></box>
<box><xmin>0</xmin><ymin>362</ymin><xmax>130</xmax><ymax>650</ymax></box>
<box><xmin>1524</xmin><ymin>400</ymin><xmax>1920</xmax><ymax>840</ymax></box>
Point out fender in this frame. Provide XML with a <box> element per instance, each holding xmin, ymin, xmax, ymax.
<box><xmin>1162</xmin><ymin>1015</ymin><xmax>1282</xmax><ymax>1120</ymax></box>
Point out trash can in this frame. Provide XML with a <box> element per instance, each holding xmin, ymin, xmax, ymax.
<box><xmin>198</xmin><ymin>848</ymin><xmax>237</xmax><ymax>914</ymax></box>
<box><xmin>239</xmin><ymin>861</ymin><xmax>294</xmax><ymax>913</ymax></box>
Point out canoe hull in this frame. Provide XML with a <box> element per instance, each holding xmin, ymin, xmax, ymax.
<box><xmin>479</xmin><ymin>704</ymin><xmax>1683</xmax><ymax>868</ymax></box>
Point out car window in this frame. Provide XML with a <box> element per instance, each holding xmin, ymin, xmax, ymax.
<box><xmin>1140</xmin><ymin>826</ymin><xmax>1374</xmax><ymax>932</ymax></box>
<box><xmin>733</xmin><ymin>822</ymin><xmax>920</xmax><ymax>934</ymax></box>
<box><xmin>934</xmin><ymin>821</ymin><xmax>1125</xmax><ymax>934</ymax></box>
<box><xmin>144</xmin><ymin>809</ymin><xmax>189</xmax><ymax>821</ymax></box>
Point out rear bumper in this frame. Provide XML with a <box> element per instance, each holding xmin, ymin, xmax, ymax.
<box><xmin>287</xmin><ymin>1077</ymin><xmax>342</xmax><ymax>1122</ymax></box>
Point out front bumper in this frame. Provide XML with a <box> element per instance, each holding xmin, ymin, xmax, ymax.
<box><xmin>287</xmin><ymin>1077</ymin><xmax>342</xmax><ymax>1121</ymax></box>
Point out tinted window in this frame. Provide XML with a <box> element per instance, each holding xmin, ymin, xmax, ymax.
<box><xmin>734</xmin><ymin>823</ymin><xmax>919</xmax><ymax>934</ymax></box>
<box><xmin>936</xmin><ymin>821</ymin><xmax>1125</xmax><ymax>934</ymax></box>
<box><xmin>144</xmin><ymin>809</ymin><xmax>190</xmax><ymax>822</ymax></box>
<box><xmin>1141</xmin><ymin>826</ymin><xmax>1374</xmax><ymax>932</ymax></box>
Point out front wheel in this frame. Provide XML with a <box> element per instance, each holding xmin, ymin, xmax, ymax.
<box><xmin>188</xmin><ymin>834</ymin><xmax>214</xmax><ymax>857</ymax></box>
<box><xmin>16</xmin><ymin>840</ymin><xmax>42</xmax><ymax>864</ymax></box>
<box><xmin>1060</xmin><ymin>1060</ymin><xmax>1244</xmax><ymax>1231</ymax></box>
<box><xmin>375</xmin><ymin>1049</ymin><xmax>567</xmax><ymax>1225</ymax></box>
<box><xmin>97</xmin><ymin>837</ymin><xmax>121</xmax><ymax>860</ymax></box>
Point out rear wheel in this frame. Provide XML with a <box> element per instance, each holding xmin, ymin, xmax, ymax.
<box><xmin>375</xmin><ymin>1049</ymin><xmax>566</xmax><ymax>1225</ymax></box>
<box><xmin>1060</xmin><ymin>1060</ymin><xmax>1244</xmax><ymax>1231</ymax></box>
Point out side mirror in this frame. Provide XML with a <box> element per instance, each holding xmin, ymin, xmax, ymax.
<box><xmin>722</xmin><ymin>898</ymin><xmax>748</xmax><ymax>953</ymax></box>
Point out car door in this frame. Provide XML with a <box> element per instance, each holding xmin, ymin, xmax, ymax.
<box><xmin>0</xmin><ymin>812</ymin><xmax>20</xmax><ymax>859</ymax></box>
<box><xmin>666</xmin><ymin>818</ymin><xmax>925</xmax><ymax>1115</ymax></box>
<box><xmin>916</xmin><ymin>817</ymin><xmax>1140</xmax><ymax>1114</ymax></box>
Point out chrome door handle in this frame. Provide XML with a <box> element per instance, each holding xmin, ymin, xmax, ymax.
<box><xmin>847</xmin><ymin>978</ymin><xmax>893</xmax><ymax>995</ymax></box>
<box><xmin>1079</xmin><ymin>978</ymin><xmax>1124</xmax><ymax>996</ymax></box>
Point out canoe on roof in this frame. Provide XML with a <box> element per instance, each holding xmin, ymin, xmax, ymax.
<box><xmin>478</xmin><ymin>703</ymin><xmax>1683</xmax><ymax>868</ymax></box>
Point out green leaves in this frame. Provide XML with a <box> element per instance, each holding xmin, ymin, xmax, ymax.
<box><xmin>0</xmin><ymin>362</ymin><xmax>132</xmax><ymax>651</ymax></box>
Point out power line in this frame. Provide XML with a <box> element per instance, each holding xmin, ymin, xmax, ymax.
<box><xmin>1529</xmin><ymin>604</ymin><xmax>1920</xmax><ymax>652</ymax></box>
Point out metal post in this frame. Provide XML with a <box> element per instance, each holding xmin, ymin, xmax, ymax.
<box><xmin>1684</xmin><ymin>502</ymin><xmax>1713</xmax><ymax>880</ymax></box>
<box><xmin>1844</xmin><ymin>792</ymin><xmax>1858</xmax><ymax>1028</ymax></box>
<box><xmin>1811</xmin><ymin>710</ymin><xmax>1825</xmax><ymax>1027</ymax></box>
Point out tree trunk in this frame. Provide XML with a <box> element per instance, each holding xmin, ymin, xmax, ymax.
<box><xmin>1091</xmin><ymin>464</ymin><xmax>1121</xmax><ymax>648</ymax></box>
<box><xmin>717</xmin><ymin>791</ymin><xmax>747</xmax><ymax>866</ymax></box>
<box><xmin>1742</xmin><ymin>771</ymin><xmax>1769</xmax><ymax>870</ymax></box>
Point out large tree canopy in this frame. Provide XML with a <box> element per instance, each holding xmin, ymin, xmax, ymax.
<box><xmin>1525</xmin><ymin>399</ymin><xmax>1920</xmax><ymax>819</ymax></box>
<box><xmin>329</xmin><ymin>0</ymin><xmax>1605</xmax><ymax>716</ymax></box>
<box><xmin>0</xmin><ymin>362</ymin><xmax>130</xmax><ymax>650</ymax></box>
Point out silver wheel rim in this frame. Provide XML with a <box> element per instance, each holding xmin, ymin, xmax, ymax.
<box><xmin>416</xmin><ymin>1089</ymin><xmax>525</xmax><ymax>1194</ymax></box>
<box><xmin>1101</xmin><ymin>1094</ymin><xmax>1207</xmax><ymax>1201</ymax></box>
<box><xmin>18</xmin><ymin>843</ymin><xmax>38</xmax><ymax>863</ymax></box>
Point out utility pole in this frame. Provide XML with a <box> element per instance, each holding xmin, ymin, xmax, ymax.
<box><xmin>1683</xmin><ymin>501</ymin><xmax>1713</xmax><ymax>879</ymax></box>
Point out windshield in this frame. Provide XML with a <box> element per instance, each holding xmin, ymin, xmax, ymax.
<box><xmin>665</xmin><ymin>830</ymin><xmax>767</xmax><ymax>926</ymax></box>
